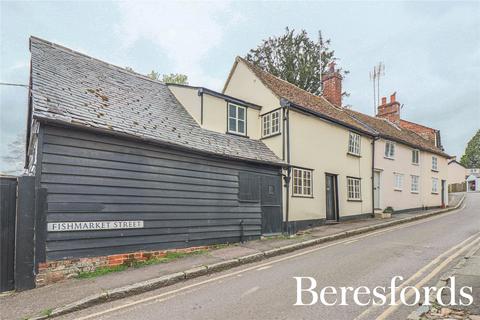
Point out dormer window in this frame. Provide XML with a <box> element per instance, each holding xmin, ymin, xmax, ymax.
<box><xmin>262</xmin><ymin>110</ymin><xmax>280</xmax><ymax>137</ymax></box>
<box><xmin>385</xmin><ymin>141</ymin><xmax>395</xmax><ymax>159</ymax></box>
<box><xmin>348</xmin><ymin>132</ymin><xmax>361</xmax><ymax>156</ymax></box>
<box><xmin>228</xmin><ymin>103</ymin><xmax>246</xmax><ymax>135</ymax></box>
<box><xmin>412</xmin><ymin>149</ymin><xmax>419</xmax><ymax>165</ymax></box>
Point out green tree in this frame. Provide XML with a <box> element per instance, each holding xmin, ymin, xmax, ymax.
<box><xmin>147</xmin><ymin>70</ymin><xmax>160</xmax><ymax>80</ymax></box>
<box><xmin>126</xmin><ymin>68</ymin><xmax>188</xmax><ymax>85</ymax></box>
<box><xmin>162</xmin><ymin>73</ymin><xmax>188</xmax><ymax>85</ymax></box>
<box><xmin>245</xmin><ymin>27</ymin><xmax>347</xmax><ymax>96</ymax></box>
<box><xmin>460</xmin><ymin>130</ymin><xmax>480</xmax><ymax>168</ymax></box>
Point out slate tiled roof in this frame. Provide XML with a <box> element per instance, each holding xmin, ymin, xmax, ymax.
<box><xmin>233</xmin><ymin>57</ymin><xmax>448</xmax><ymax>158</ymax></box>
<box><xmin>233</xmin><ymin>57</ymin><xmax>376</xmax><ymax>135</ymax></box>
<box><xmin>345</xmin><ymin>109</ymin><xmax>450</xmax><ymax>157</ymax></box>
<box><xmin>29</xmin><ymin>37</ymin><xmax>283</xmax><ymax>166</ymax></box>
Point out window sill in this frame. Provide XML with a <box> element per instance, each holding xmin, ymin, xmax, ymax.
<box><xmin>261</xmin><ymin>132</ymin><xmax>281</xmax><ymax>140</ymax></box>
<box><xmin>292</xmin><ymin>195</ymin><xmax>314</xmax><ymax>199</ymax></box>
<box><xmin>347</xmin><ymin>199</ymin><xmax>362</xmax><ymax>202</ymax></box>
<box><xmin>431</xmin><ymin>192</ymin><xmax>439</xmax><ymax>195</ymax></box>
<box><xmin>226</xmin><ymin>131</ymin><xmax>249</xmax><ymax>138</ymax></box>
<box><xmin>394</xmin><ymin>189</ymin><xmax>403</xmax><ymax>192</ymax></box>
<box><xmin>412</xmin><ymin>163</ymin><xmax>419</xmax><ymax>166</ymax></box>
<box><xmin>431</xmin><ymin>169</ymin><xmax>439</xmax><ymax>173</ymax></box>
<box><xmin>347</xmin><ymin>152</ymin><xmax>361</xmax><ymax>158</ymax></box>
<box><xmin>384</xmin><ymin>156</ymin><xmax>395</xmax><ymax>160</ymax></box>
<box><xmin>411</xmin><ymin>191</ymin><xmax>419</xmax><ymax>194</ymax></box>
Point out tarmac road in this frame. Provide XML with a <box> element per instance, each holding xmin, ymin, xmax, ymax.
<box><xmin>59</xmin><ymin>193</ymin><xmax>480</xmax><ymax>320</ymax></box>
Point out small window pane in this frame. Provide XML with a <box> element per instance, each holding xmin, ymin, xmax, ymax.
<box><xmin>238</xmin><ymin>120</ymin><xmax>245</xmax><ymax>134</ymax></box>
<box><xmin>229</xmin><ymin>118</ymin><xmax>236</xmax><ymax>131</ymax></box>
<box><xmin>229</xmin><ymin>105</ymin><xmax>236</xmax><ymax>117</ymax></box>
<box><xmin>238</xmin><ymin>107</ymin><xmax>245</xmax><ymax>120</ymax></box>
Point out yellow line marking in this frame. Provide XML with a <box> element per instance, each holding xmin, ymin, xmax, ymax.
<box><xmin>256</xmin><ymin>265</ymin><xmax>272</xmax><ymax>271</ymax></box>
<box><xmin>75</xmin><ymin>205</ymin><xmax>467</xmax><ymax>320</ymax></box>
<box><xmin>354</xmin><ymin>233</ymin><xmax>480</xmax><ymax>320</ymax></box>
<box><xmin>375</xmin><ymin>236</ymin><xmax>480</xmax><ymax>320</ymax></box>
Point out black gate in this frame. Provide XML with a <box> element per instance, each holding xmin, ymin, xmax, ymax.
<box><xmin>0</xmin><ymin>177</ymin><xmax>17</xmax><ymax>292</ymax></box>
<box><xmin>260</xmin><ymin>175</ymin><xmax>282</xmax><ymax>234</ymax></box>
<box><xmin>0</xmin><ymin>176</ymin><xmax>38</xmax><ymax>292</ymax></box>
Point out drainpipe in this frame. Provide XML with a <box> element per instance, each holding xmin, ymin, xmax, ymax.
<box><xmin>281</xmin><ymin>98</ymin><xmax>292</xmax><ymax>234</ymax></box>
<box><xmin>371</xmin><ymin>136</ymin><xmax>379</xmax><ymax>217</ymax></box>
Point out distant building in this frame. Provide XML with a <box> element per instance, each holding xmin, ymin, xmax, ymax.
<box><xmin>466</xmin><ymin>173</ymin><xmax>480</xmax><ymax>192</ymax></box>
<box><xmin>448</xmin><ymin>159</ymin><xmax>467</xmax><ymax>185</ymax></box>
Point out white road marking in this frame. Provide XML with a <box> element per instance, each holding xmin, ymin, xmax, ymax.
<box><xmin>74</xmin><ymin>205</ymin><xmax>468</xmax><ymax>320</ymax></box>
<box><xmin>241</xmin><ymin>286</ymin><xmax>260</xmax><ymax>297</ymax></box>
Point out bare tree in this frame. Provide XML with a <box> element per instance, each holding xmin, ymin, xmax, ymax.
<box><xmin>1</xmin><ymin>132</ymin><xmax>25</xmax><ymax>175</ymax></box>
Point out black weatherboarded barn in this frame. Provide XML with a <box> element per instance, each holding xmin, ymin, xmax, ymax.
<box><xmin>26</xmin><ymin>37</ymin><xmax>284</xmax><ymax>261</ymax></box>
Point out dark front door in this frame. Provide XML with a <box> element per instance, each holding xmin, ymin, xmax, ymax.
<box><xmin>0</xmin><ymin>177</ymin><xmax>17</xmax><ymax>292</ymax></box>
<box><xmin>260</xmin><ymin>175</ymin><xmax>282</xmax><ymax>234</ymax></box>
<box><xmin>325</xmin><ymin>174</ymin><xmax>339</xmax><ymax>221</ymax></box>
<box><xmin>441</xmin><ymin>180</ymin><xmax>446</xmax><ymax>207</ymax></box>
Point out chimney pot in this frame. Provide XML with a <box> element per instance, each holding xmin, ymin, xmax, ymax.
<box><xmin>381</xmin><ymin>97</ymin><xmax>387</xmax><ymax>105</ymax></box>
<box><xmin>390</xmin><ymin>92</ymin><xmax>396</xmax><ymax>103</ymax></box>
<box><xmin>328</xmin><ymin>62</ymin><xmax>335</xmax><ymax>73</ymax></box>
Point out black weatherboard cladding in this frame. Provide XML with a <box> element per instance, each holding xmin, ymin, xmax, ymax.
<box><xmin>40</xmin><ymin>125</ymin><xmax>282</xmax><ymax>260</ymax></box>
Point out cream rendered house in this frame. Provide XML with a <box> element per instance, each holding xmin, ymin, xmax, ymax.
<box><xmin>346</xmin><ymin>94</ymin><xmax>451</xmax><ymax>212</ymax></box>
<box><xmin>170</xmin><ymin>60</ymin><xmax>376</xmax><ymax>232</ymax></box>
<box><xmin>219</xmin><ymin>58</ymin><xmax>377</xmax><ymax>231</ymax></box>
<box><xmin>169</xmin><ymin>57</ymin><xmax>451</xmax><ymax>231</ymax></box>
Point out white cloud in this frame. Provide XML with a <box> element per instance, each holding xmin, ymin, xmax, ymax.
<box><xmin>115</xmin><ymin>1</ymin><xmax>241</xmax><ymax>89</ymax></box>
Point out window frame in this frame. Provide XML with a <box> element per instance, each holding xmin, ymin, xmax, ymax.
<box><xmin>348</xmin><ymin>132</ymin><xmax>361</xmax><ymax>156</ymax></box>
<box><xmin>384</xmin><ymin>141</ymin><xmax>396</xmax><ymax>159</ymax></box>
<box><xmin>394</xmin><ymin>173</ymin><xmax>404</xmax><ymax>191</ymax></box>
<box><xmin>292</xmin><ymin>167</ymin><xmax>313</xmax><ymax>197</ymax></box>
<box><xmin>227</xmin><ymin>103</ymin><xmax>247</xmax><ymax>136</ymax></box>
<box><xmin>347</xmin><ymin>177</ymin><xmax>362</xmax><ymax>201</ymax></box>
<box><xmin>432</xmin><ymin>156</ymin><xmax>438</xmax><ymax>171</ymax></box>
<box><xmin>261</xmin><ymin>110</ymin><xmax>281</xmax><ymax>138</ymax></box>
<box><xmin>432</xmin><ymin>177</ymin><xmax>439</xmax><ymax>194</ymax></box>
<box><xmin>411</xmin><ymin>175</ymin><xmax>419</xmax><ymax>193</ymax></box>
<box><xmin>412</xmin><ymin>149</ymin><xmax>420</xmax><ymax>165</ymax></box>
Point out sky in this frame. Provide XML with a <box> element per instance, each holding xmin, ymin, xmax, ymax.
<box><xmin>1</xmin><ymin>1</ymin><xmax>479</xmax><ymax>174</ymax></box>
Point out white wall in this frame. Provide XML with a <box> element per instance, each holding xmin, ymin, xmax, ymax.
<box><xmin>375</xmin><ymin>138</ymin><xmax>448</xmax><ymax>211</ymax></box>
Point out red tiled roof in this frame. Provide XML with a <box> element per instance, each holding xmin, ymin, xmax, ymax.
<box><xmin>346</xmin><ymin>110</ymin><xmax>449</xmax><ymax>157</ymax></box>
<box><xmin>232</xmin><ymin>57</ymin><xmax>449</xmax><ymax>158</ymax></box>
<box><xmin>233</xmin><ymin>57</ymin><xmax>376</xmax><ymax>135</ymax></box>
<box><xmin>399</xmin><ymin>119</ymin><xmax>437</xmax><ymax>146</ymax></box>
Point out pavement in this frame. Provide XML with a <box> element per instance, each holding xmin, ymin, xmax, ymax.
<box><xmin>0</xmin><ymin>192</ymin><xmax>466</xmax><ymax>320</ymax></box>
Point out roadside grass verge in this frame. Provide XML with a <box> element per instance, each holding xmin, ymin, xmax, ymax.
<box><xmin>75</xmin><ymin>249</ymin><xmax>210</xmax><ymax>279</ymax></box>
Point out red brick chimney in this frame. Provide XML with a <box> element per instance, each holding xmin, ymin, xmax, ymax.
<box><xmin>377</xmin><ymin>92</ymin><xmax>401</xmax><ymax>124</ymax></box>
<box><xmin>322</xmin><ymin>62</ymin><xmax>342</xmax><ymax>107</ymax></box>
